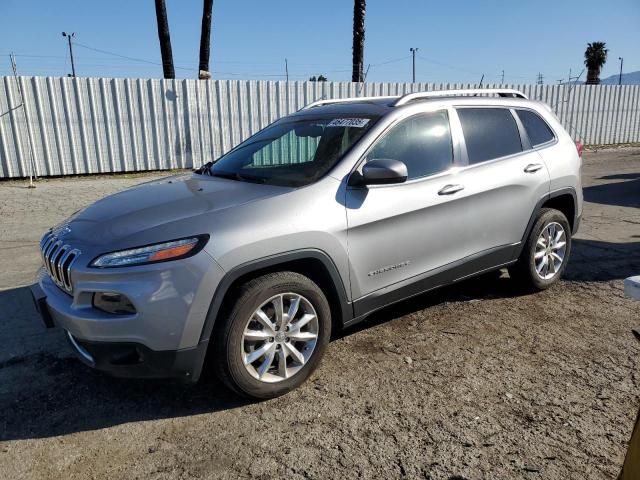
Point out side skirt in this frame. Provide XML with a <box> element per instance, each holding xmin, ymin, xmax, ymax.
<box><xmin>346</xmin><ymin>243</ymin><xmax>519</xmax><ymax>327</ymax></box>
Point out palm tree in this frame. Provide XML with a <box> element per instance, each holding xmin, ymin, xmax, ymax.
<box><xmin>198</xmin><ymin>0</ymin><xmax>214</xmax><ymax>79</ymax></box>
<box><xmin>351</xmin><ymin>0</ymin><xmax>366</xmax><ymax>83</ymax></box>
<box><xmin>584</xmin><ymin>42</ymin><xmax>608</xmax><ymax>85</ymax></box>
<box><xmin>154</xmin><ymin>0</ymin><xmax>175</xmax><ymax>79</ymax></box>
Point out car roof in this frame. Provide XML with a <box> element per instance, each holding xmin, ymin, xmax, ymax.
<box><xmin>291</xmin><ymin>98</ymin><xmax>395</xmax><ymax>118</ymax></box>
<box><xmin>291</xmin><ymin>89</ymin><xmax>547</xmax><ymax>118</ymax></box>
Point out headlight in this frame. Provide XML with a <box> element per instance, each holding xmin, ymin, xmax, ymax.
<box><xmin>90</xmin><ymin>235</ymin><xmax>208</xmax><ymax>268</ymax></box>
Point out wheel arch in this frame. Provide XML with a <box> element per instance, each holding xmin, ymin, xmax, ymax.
<box><xmin>541</xmin><ymin>191</ymin><xmax>577</xmax><ymax>232</ymax></box>
<box><xmin>518</xmin><ymin>187</ymin><xmax>579</xmax><ymax>258</ymax></box>
<box><xmin>199</xmin><ymin>249</ymin><xmax>352</xmax><ymax>346</ymax></box>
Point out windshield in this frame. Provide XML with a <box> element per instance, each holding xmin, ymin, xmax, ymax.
<box><xmin>197</xmin><ymin>114</ymin><xmax>379</xmax><ymax>187</ymax></box>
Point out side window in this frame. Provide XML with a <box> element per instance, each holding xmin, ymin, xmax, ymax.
<box><xmin>457</xmin><ymin>108</ymin><xmax>522</xmax><ymax>164</ymax></box>
<box><xmin>367</xmin><ymin>111</ymin><xmax>453</xmax><ymax>180</ymax></box>
<box><xmin>516</xmin><ymin>109</ymin><xmax>555</xmax><ymax>147</ymax></box>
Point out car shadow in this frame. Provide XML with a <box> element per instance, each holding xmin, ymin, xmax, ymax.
<box><xmin>565</xmin><ymin>238</ymin><xmax>640</xmax><ymax>282</ymax></box>
<box><xmin>1</xmin><ymin>235</ymin><xmax>638</xmax><ymax>441</ymax></box>
<box><xmin>339</xmin><ymin>237</ymin><xmax>640</xmax><ymax>338</ymax></box>
<box><xmin>583</xmin><ymin>173</ymin><xmax>640</xmax><ymax>208</ymax></box>
<box><xmin>0</xmin><ymin>286</ymin><xmax>252</xmax><ymax>441</ymax></box>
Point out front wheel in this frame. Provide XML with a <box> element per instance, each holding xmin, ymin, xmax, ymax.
<box><xmin>510</xmin><ymin>208</ymin><xmax>572</xmax><ymax>291</ymax></box>
<box><xmin>212</xmin><ymin>271</ymin><xmax>331</xmax><ymax>399</ymax></box>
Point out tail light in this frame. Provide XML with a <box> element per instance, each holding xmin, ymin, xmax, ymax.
<box><xmin>575</xmin><ymin>140</ymin><xmax>584</xmax><ymax>158</ymax></box>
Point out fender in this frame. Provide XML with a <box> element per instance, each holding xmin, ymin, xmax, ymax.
<box><xmin>517</xmin><ymin>187</ymin><xmax>580</xmax><ymax>258</ymax></box>
<box><xmin>198</xmin><ymin>248</ymin><xmax>353</xmax><ymax>345</ymax></box>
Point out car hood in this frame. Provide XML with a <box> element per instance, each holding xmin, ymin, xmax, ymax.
<box><xmin>57</xmin><ymin>173</ymin><xmax>292</xmax><ymax>247</ymax></box>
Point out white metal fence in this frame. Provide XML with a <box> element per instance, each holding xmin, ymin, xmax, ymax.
<box><xmin>1</xmin><ymin>77</ymin><xmax>639</xmax><ymax>178</ymax></box>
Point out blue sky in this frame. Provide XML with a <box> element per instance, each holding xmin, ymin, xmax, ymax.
<box><xmin>1</xmin><ymin>0</ymin><xmax>638</xmax><ymax>84</ymax></box>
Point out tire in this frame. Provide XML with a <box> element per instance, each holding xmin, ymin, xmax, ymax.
<box><xmin>510</xmin><ymin>208</ymin><xmax>572</xmax><ymax>291</ymax></box>
<box><xmin>212</xmin><ymin>271</ymin><xmax>331</xmax><ymax>399</ymax></box>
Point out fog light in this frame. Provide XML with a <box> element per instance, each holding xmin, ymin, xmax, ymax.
<box><xmin>92</xmin><ymin>292</ymin><xmax>136</xmax><ymax>315</ymax></box>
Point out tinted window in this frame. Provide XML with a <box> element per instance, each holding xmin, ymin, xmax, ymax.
<box><xmin>517</xmin><ymin>109</ymin><xmax>555</xmax><ymax>146</ymax></box>
<box><xmin>457</xmin><ymin>108</ymin><xmax>522</xmax><ymax>164</ymax></box>
<box><xmin>367</xmin><ymin>111</ymin><xmax>453</xmax><ymax>179</ymax></box>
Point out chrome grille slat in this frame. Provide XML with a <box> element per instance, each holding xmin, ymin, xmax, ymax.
<box><xmin>52</xmin><ymin>245</ymin><xmax>69</xmax><ymax>284</ymax></box>
<box><xmin>40</xmin><ymin>236</ymin><xmax>54</xmax><ymax>272</ymax></box>
<box><xmin>46</xmin><ymin>241</ymin><xmax>62</xmax><ymax>280</ymax></box>
<box><xmin>62</xmin><ymin>249</ymin><xmax>80</xmax><ymax>291</ymax></box>
<box><xmin>39</xmin><ymin>231</ymin><xmax>81</xmax><ymax>294</ymax></box>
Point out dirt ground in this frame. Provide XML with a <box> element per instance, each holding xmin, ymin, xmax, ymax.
<box><xmin>0</xmin><ymin>148</ymin><xmax>639</xmax><ymax>480</ymax></box>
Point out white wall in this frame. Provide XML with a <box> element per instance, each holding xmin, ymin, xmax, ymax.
<box><xmin>1</xmin><ymin>77</ymin><xmax>638</xmax><ymax>178</ymax></box>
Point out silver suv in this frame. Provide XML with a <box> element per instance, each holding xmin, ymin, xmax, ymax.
<box><xmin>31</xmin><ymin>89</ymin><xmax>583</xmax><ymax>398</ymax></box>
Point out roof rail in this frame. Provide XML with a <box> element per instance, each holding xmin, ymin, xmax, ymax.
<box><xmin>393</xmin><ymin>88</ymin><xmax>528</xmax><ymax>106</ymax></box>
<box><xmin>300</xmin><ymin>96</ymin><xmax>396</xmax><ymax>110</ymax></box>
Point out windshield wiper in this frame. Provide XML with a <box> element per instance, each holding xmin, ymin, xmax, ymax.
<box><xmin>210</xmin><ymin>170</ymin><xmax>266</xmax><ymax>184</ymax></box>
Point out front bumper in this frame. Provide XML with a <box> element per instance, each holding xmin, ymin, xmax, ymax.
<box><xmin>31</xmin><ymin>250</ymin><xmax>225</xmax><ymax>381</ymax></box>
<box><xmin>64</xmin><ymin>330</ymin><xmax>208</xmax><ymax>381</ymax></box>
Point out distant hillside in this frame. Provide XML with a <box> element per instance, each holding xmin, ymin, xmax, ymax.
<box><xmin>597</xmin><ymin>71</ymin><xmax>640</xmax><ymax>85</ymax></box>
<box><xmin>564</xmin><ymin>71</ymin><xmax>640</xmax><ymax>85</ymax></box>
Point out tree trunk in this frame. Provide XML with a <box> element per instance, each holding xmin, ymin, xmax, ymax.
<box><xmin>586</xmin><ymin>66</ymin><xmax>600</xmax><ymax>85</ymax></box>
<box><xmin>199</xmin><ymin>0</ymin><xmax>214</xmax><ymax>79</ymax></box>
<box><xmin>154</xmin><ymin>0</ymin><xmax>175</xmax><ymax>79</ymax></box>
<box><xmin>351</xmin><ymin>0</ymin><xmax>366</xmax><ymax>83</ymax></box>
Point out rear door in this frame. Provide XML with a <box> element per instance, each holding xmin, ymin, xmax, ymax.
<box><xmin>451</xmin><ymin>106</ymin><xmax>551</xmax><ymax>257</ymax></box>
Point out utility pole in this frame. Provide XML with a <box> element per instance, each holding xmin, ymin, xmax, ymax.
<box><xmin>62</xmin><ymin>32</ymin><xmax>76</xmax><ymax>77</ymax></box>
<box><xmin>618</xmin><ymin>57</ymin><xmax>624</xmax><ymax>85</ymax></box>
<box><xmin>9</xmin><ymin>54</ymin><xmax>37</xmax><ymax>187</ymax></box>
<box><xmin>537</xmin><ymin>73</ymin><xmax>544</xmax><ymax>85</ymax></box>
<box><xmin>285</xmin><ymin>58</ymin><xmax>289</xmax><ymax>82</ymax></box>
<box><xmin>501</xmin><ymin>70</ymin><xmax>504</xmax><ymax>84</ymax></box>
<box><xmin>409</xmin><ymin>47</ymin><xmax>418</xmax><ymax>83</ymax></box>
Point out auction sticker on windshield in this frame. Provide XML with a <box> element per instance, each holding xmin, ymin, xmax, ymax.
<box><xmin>327</xmin><ymin>118</ymin><xmax>370</xmax><ymax>128</ymax></box>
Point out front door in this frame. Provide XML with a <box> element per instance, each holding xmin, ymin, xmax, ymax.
<box><xmin>345</xmin><ymin>110</ymin><xmax>469</xmax><ymax>306</ymax></box>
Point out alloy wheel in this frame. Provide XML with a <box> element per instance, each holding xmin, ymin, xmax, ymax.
<box><xmin>534</xmin><ymin>222</ymin><xmax>567</xmax><ymax>280</ymax></box>
<box><xmin>241</xmin><ymin>293</ymin><xmax>319</xmax><ymax>383</ymax></box>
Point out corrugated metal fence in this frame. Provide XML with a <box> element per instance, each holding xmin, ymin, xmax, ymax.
<box><xmin>1</xmin><ymin>77</ymin><xmax>639</xmax><ymax>178</ymax></box>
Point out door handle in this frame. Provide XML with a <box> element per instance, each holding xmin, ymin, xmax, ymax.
<box><xmin>438</xmin><ymin>184</ymin><xmax>465</xmax><ymax>195</ymax></box>
<box><xmin>524</xmin><ymin>163</ymin><xmax>544</xmax><ymax>173</ymax></box>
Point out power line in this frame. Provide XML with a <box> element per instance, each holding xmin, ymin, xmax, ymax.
<box><xmin>74</xmin><ymin>41</ymin><xmax>193</xmax><ymax>70</ymax></box>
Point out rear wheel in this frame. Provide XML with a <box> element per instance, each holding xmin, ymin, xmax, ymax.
<box><xmin>213</xmin><ymin>271</ymin><xmax>331</xmax><ymax>399</ymax></box>
<box><xmin>510</xmin><ymin>208</ymin><xmax>572</xmax><ymax>291</ymax></box>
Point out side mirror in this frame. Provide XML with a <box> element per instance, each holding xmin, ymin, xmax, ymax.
<box><xmin>353</xmin><ymin>158</ymin><xmax>408</xmax><ymax>186</ymax></box>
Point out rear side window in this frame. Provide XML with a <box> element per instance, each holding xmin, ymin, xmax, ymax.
<box><xmin>457</xmin><ymin>108</ymin><xmax>522</xmax><ymax>164</ymax></box>
<box><xmin>367</xmin><ymin>111</ymin><xmax>453</xmax><ymax>180</ymax></box>
<box><xmin>516</xmin><ymin>109</ymin><xmax>555</xmax><ymax>147</ymax></box>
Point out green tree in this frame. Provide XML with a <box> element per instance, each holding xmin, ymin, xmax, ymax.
<box><xmin>154</xmin><ymin>0</ymin><xmax>175</xmax><ymax>79</ymax></box>
<box><xmin>351</xmin><ymin>0</ymin><xmax>366</xmax><ymax>82</ymax></box>
<box><xmin>309</xmin><ymin>75</ymin><xmax>328</xmax><ymax>82</ymax></box>
<box><xmin>198</xmin><ymin>0</ymin><xmax>214</xmax><ymax>79</ymax></box>
<box><xmin>584</xmin><ymin>42</ymin><xmax>608</xmax><ymax>85</ymax></box>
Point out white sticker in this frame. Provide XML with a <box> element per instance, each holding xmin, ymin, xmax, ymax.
<box><xmin>327</xmin><ymin>118</ymin><xmax>370</xmax><ymax>128</ymax></box>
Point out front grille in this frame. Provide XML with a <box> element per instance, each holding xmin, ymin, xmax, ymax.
<box><xmin>40</xmin><ymin>231</ymin><xmax>81</xmax><ymax>294</ymax></box>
